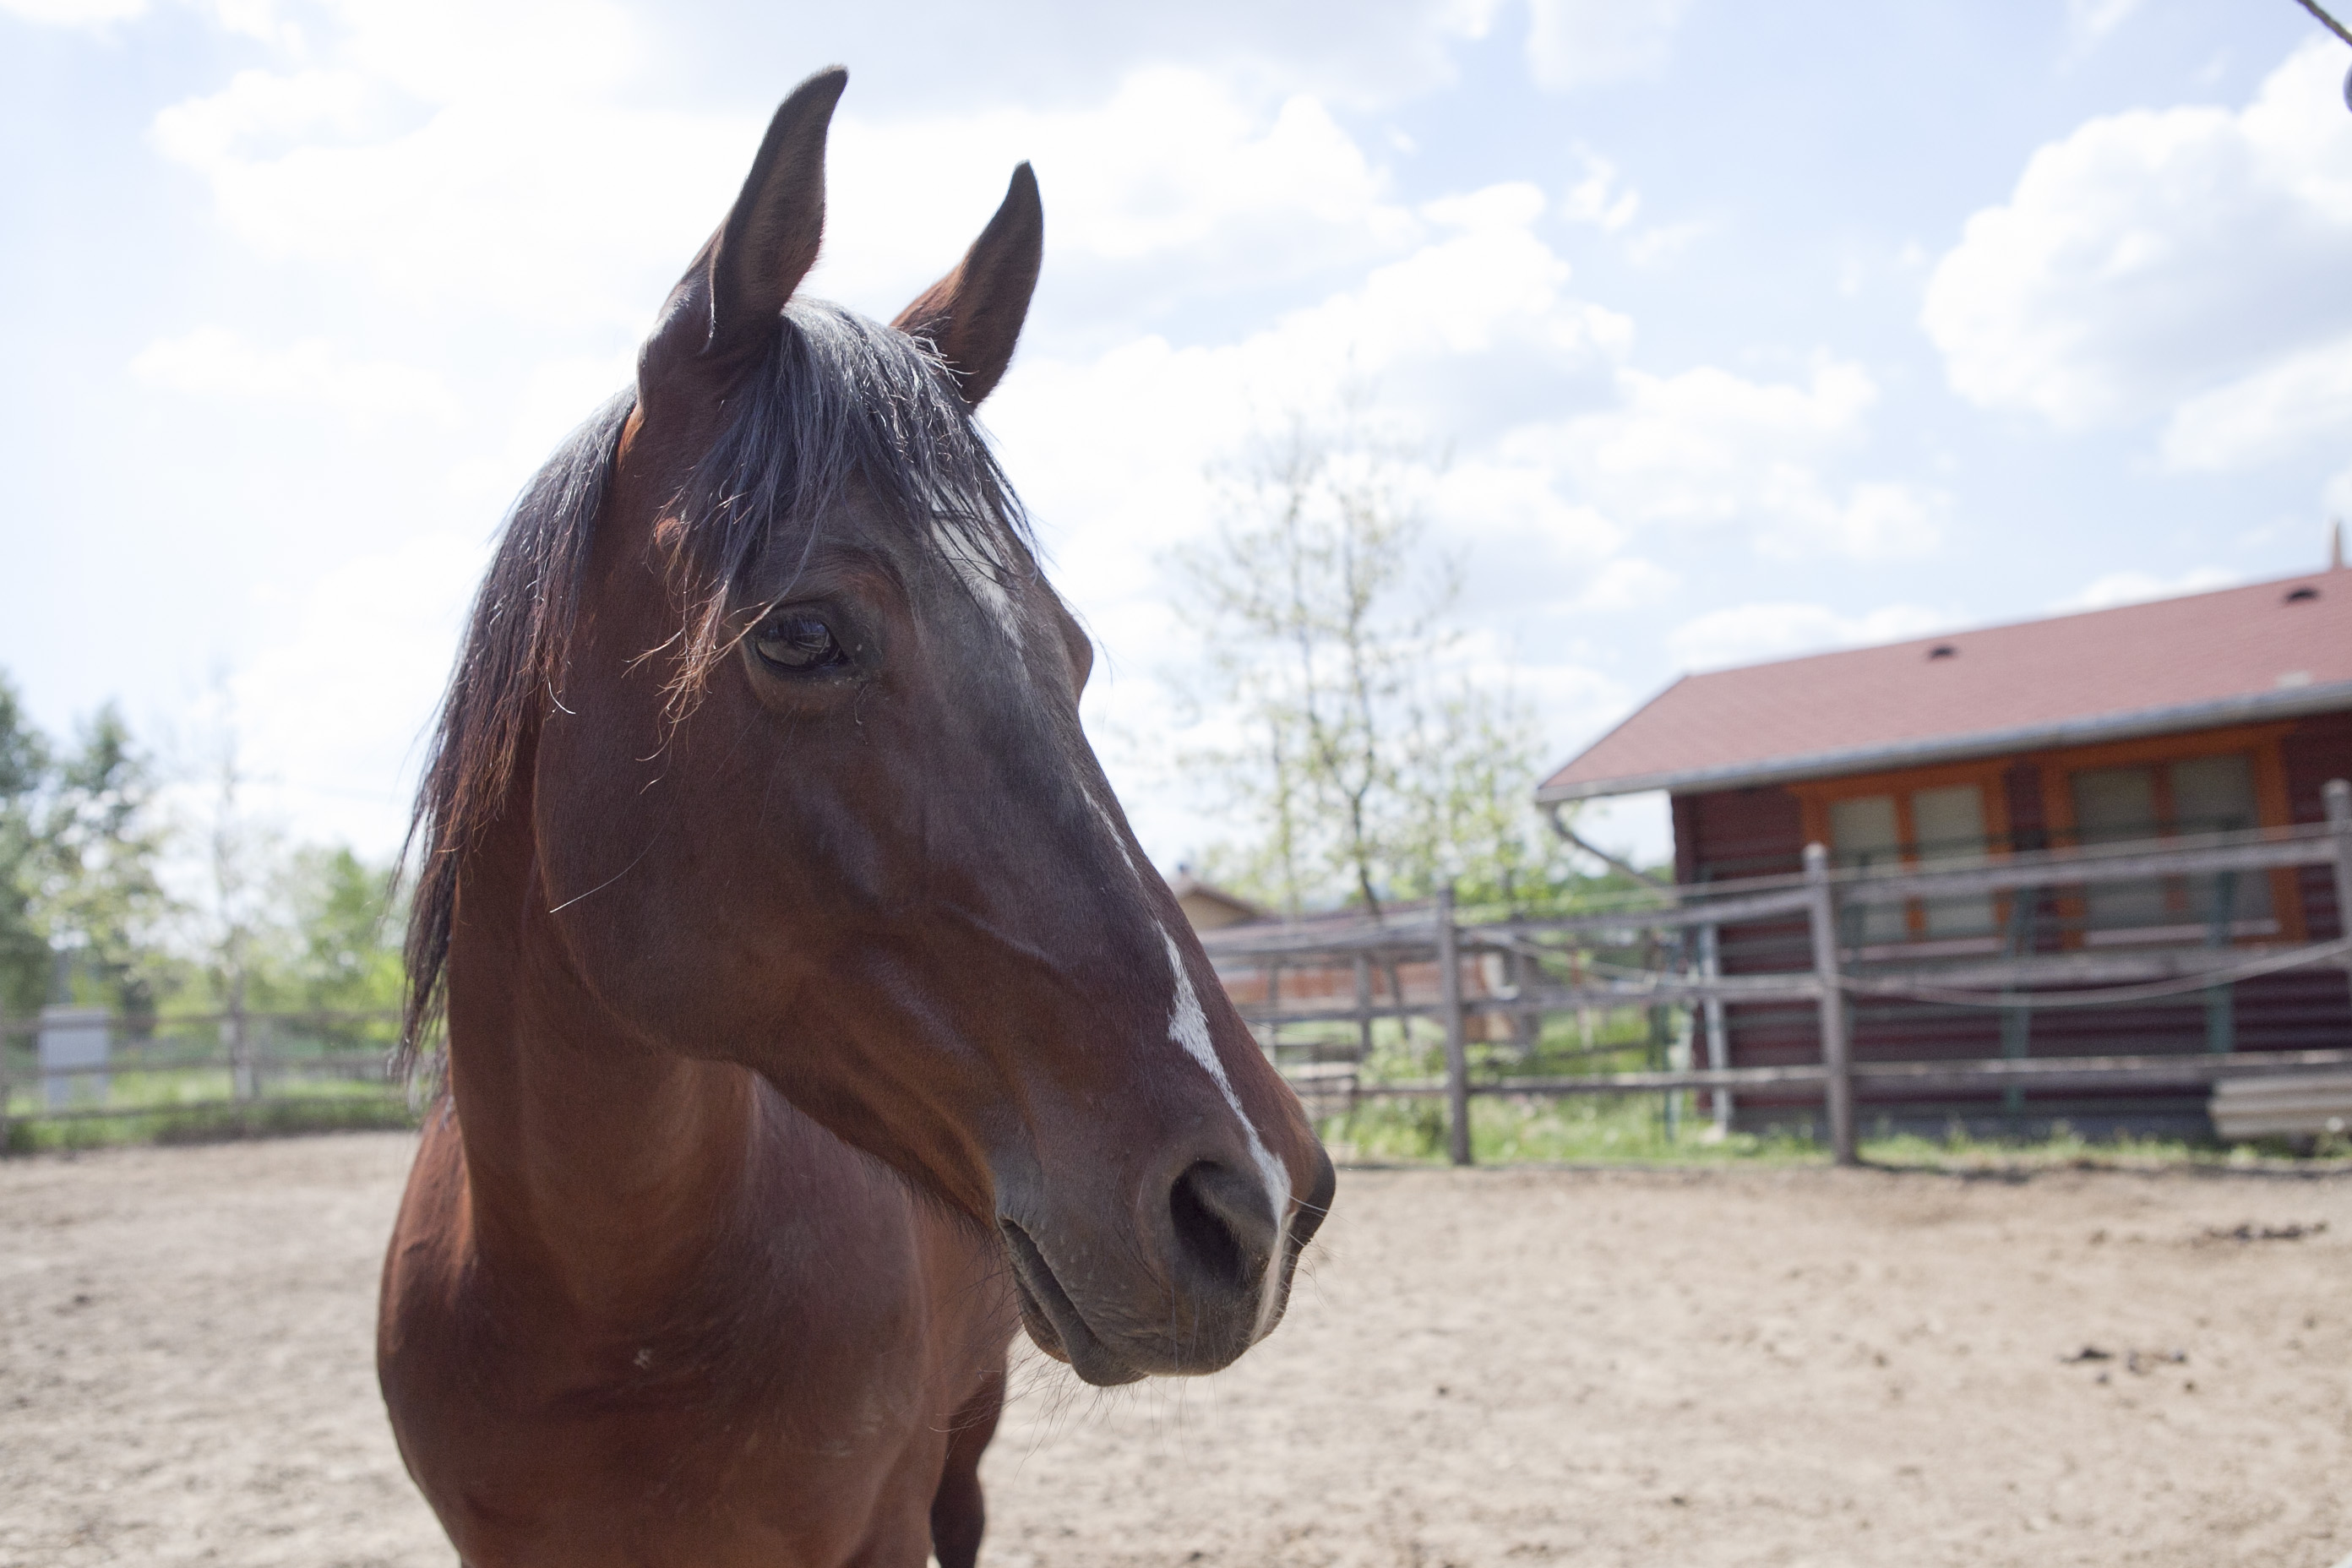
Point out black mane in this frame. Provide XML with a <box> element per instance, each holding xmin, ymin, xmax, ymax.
<box><xmin>400</xmin><ymin>300</ymin><xmax>1033</xmax><ymax>1065</ymax></box>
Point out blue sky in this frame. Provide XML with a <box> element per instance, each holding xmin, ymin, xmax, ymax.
<box><xmin>3</xmin><ymin>0</ymin><xmax>2348</xmax><ymax>869</ymax></box>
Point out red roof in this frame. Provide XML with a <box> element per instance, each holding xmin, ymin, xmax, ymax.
<box><xmin>1538</xmin><ymin>567</ymin><xmax>2352</xmax><ymax>803</ymax></box>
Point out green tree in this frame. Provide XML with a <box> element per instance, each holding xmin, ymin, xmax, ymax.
<box><xmin>0</xmin><ymin>671</ymin><xmax>52</xmax><ymax>1015</ymax></box>
<box><xmin>1176</xmin><ymin>403</ymin><xmax>1432</xmax><ymax>917</ymax></box>
<box><xmin>1173</xmin><ymin>395</ymin><xmax>1569</xmax><ymax>917</ymax></box>
<box><xmin>1391</xmin><ymin>681</ymin><xmax>1576</xmax><ymax>911</ymax></box>
<box><xmin>34</xmin><ymin>705</ymin><xmax>174</xmax><ymax>1016</ymax></box>
<box><xmin>259</xmin><ymin>846</ymin><xmax>406</xmax><ymax>1015</ymax></box>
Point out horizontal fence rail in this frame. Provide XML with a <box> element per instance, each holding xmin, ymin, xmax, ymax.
<box><xmin>1337</xmin><ymin>1048</ymin><xmax>2352</xmax><ymax>1098</ymax></box>
<box><xmin>1206</xmin><ymin>782</ymin><xmax>2352</xmax><ymax>1166</ymax></box>
<box><xmin>8</xmin><ymin>789</ymin><xmax>2350</xmax><ymax>1163</ymax></box>
<box><xmin>0</xmin><ymin>1007</ymin><xmax>409</xmax><ymax>1151</ymax></box>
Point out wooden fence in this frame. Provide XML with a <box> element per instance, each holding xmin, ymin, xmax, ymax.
<box><xmin>0</xmin><ymin>1004</ymin><xmax>408</xmax><ymax>1151</ymax></box>
<box><xmin>1203</xmin><ymin>779</ymin><xmax>2352</xmax><ymax>1166</ymax></box>
<box><xmin>8</xmin><ymin>782</ymin><xmax>2349</xmax><ymax>1165</ymax></box>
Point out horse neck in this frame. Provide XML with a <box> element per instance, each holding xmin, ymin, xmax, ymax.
<box><xmin>439</xmin><ymin>776</ymin><xmax>756</xmax><ymax>1324</ymax></box>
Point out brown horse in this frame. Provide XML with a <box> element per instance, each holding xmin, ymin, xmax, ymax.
<box><xmin>377</xmin><ymin>67</ymin><xmax>1333</xmax><ymax>1568</ymax></box>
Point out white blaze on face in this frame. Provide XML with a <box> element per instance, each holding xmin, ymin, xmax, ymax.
<box><xmin>1159</xmin><ymin>925</ymin><xmax>1295</xmax><ymax>1343</ymax></box>
<box><xmin>930</xmin><ymin>519</ymin><xmax>1024</xmax><ymax>648</ymax></box>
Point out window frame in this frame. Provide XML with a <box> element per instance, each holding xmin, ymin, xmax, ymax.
<box><xmin>2026</xmin><ymin>724</ymin><xmax>2303</xmax><ymax>946</ymax></box>
<box><xmin>1788</xmin><ymin>760</ymin><xmax>2016</xmax><ymax>952</ymax></box>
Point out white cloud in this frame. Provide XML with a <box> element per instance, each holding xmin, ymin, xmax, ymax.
<box><xmin>2161</xmin><ymin>331</ymin><xmax>2352</xmax><ymax>471</ymax></box>
<box><xmin>1573</xmin><ymin>557</ymin><xmax>1680</xmax><ymax>611</ymax></box>
<box><xmin>1664</xmin><ymin>602</ymin><xmax>1949</xmax><ymax>672</ymax></box>
<box><xmin>155</xmin><ymin>19</ymin><xmax>1441</xmax><ymax>349</ymax></box>
<box><xmin>1434</xmin><ymin>459</ymin><xmax>1623</xmax><ymax>567</ymax></box>
<box><xmin>1923</xmin><ymin>41</ymin><xmax>2352</xmax><ymax>430</ymax></box>
<box><xmin>2066</xmin><ymin>0</ymin><xmax>2142</xmax><ymax>47</ymax></box>
<box><xmin>815</xmin><ymin>69</ymin><xmax>1427</xmax><ymax>331</ymax></box>
<box><xmin>150</xmin><ymin>67</ymin><xmax>388</xmax><ymax>167</ymax></box>
<box><xmin>1518</xmin><ymin>357</ymin><xmax>1946</xmax><ymax>558</ymax></box>
<box><xmin>1525</xmin><ymin>0</ymin><xmax>1692</xmax><ymax>90</ymax></box>
<box><xmin>130</xmin><ymin>326</ymin><xmax>457</xmax><ymax>426</ymax></box>
<box><xmin>2047</xmin><ymin>565</ymin><xmax>2237</xmax><ymax>612</ymax></box>
<box><xmin>1559</xmin><ymin>147</ymin><xmax>1639</xmax><ymax>232</ymax></box>
<box><xmin>153</xmin><ymin>12</ymin><xmax>749</xmax><ymax>333</ymax></box>
<box><xmin>1513</xmin><ymin>657</ymin><xmax>1636</xmax><ymax>765</ymax></box>
<box><xmin>1623</xmin><ymin>220</ymin><xmax>1707</xmax><ymax>268</ymax></box>
<box><xmin>1816</xmin><ymin>482</ymin><xmax>1945</xmax><ymax>559</ymax></box>
<box><xmin>445</xmin><ymin>350</ymin><xmax>637</xmax><ymax>514</ymax></box>
<box><xmin>2329</xmin><ymin>464</ymin><xmax>2352</xmax><ymax>520</ymax></box>
<box><xmin>229</xmin><ymin>0</ymin><xmax>639</xmax><ymax>103</ymax></box>
<box><xmin>1420</xmin><ymin>179</ymin><xmax>1544</xmax><ymax>231</ymax></box>
<box><xmin>0</xmin><ymin>0</ymin><xmax>142</xmax><ymax>23</ymax></box>
<box><xmin>678</xmin><ymin>0</ymin><xmax>1505</xmax><ymax>120</ymax></box>
<box><xmin>989</xmin><ymin>186</ymin><xmax>1629</xmax><ymax>564</ymax></box>
<box><xmin>233</xmin><ymin>531</ymin><xmax>488</xmax><ymax>853</ymax></box>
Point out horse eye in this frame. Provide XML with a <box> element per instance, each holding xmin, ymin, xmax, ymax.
<box><xmin>752</xmin><ymin>614</ymin><xmax>844</xmax><ymax>672</ymax></box>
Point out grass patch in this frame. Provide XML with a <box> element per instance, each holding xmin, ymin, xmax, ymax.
<box><xmin>1321</xmin><ymin>1092</ymin><xmax>1822</xmax><ymax>1166</ymax></box>
<box><xmin>4</xmin><ymin>1093</ymin><xmax>417</xmax><ymax>1155</ymax></box>
<box><xmin>1853</xmin><ymin>1119</ymin><xmax>2352</xmax><ymax>1173</ymax></box>
<box><xmin>1319</xmin><ymin>1099</ymin><xmax>2352</xmax><ymax>1173</ymax></box>
<box><xmin>3</xmin><ymin>1037</ymin><xmax>420</xmax><ymax>1156</ymax></box>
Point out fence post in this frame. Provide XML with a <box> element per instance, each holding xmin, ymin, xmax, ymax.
<box><xmin>1803</xmin><ymin>843</ymin><xmax>1858</xmax><ymax>1166</ymax></box>
<box><xmin>0</xmin><ymin>1004</ymin><xmax>11</xmax><ymax>1157</ymax></box>
<box><xmin>1507</xmin><ymin>948</ymin><xmax>1537</xmax><ymax>1060</ymax></box>
<box><xmin>1263</xmin><ymin>961</ymin><xmax>1283</xmax><ymax>1063</ymax></box>
<box><xmin>2203</xmin><ymin>868</ymin><xmax>2237</xmax><ymax>1056</ymax></box>
<box><xmin>227</xmin><ymin>992</ymin><xmax>254</xmax><ymax>1126</ymax></box>
<box><xmin>1999</xmin><ymin>879</ymin><xmax>2036</xmax><ymax>1124</ymax></box>
<box><xmin>1352</xmin><ymin>954</ymin><xmax>1375</xmax><ymax>1062</ymax></box>
<box><xmin>2328</xmin><ymin>780</ymin><xmax>2352</xmax><ymax>1012</ymax></box>
<box><xmin>1698</xmin><ymin>921</ymin><xmax>1731</xmax><ymax>1136</ymax></box>
<box><xmin>1664</xmin><ymin>950</ymin><xmax>1690</xmax><ymax>1144</ymax></box>
<box><xmin>1437</xmin><ymin>883</ymin><xmax>1473</xmax><ymax>1167</ymax></box>
<box><xmin>1571</xmin><ymin>946</ymin><xmax>1596</xmax><ymax>1050</ymax></box>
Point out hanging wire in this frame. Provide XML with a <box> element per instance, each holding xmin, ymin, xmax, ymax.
<box><xmin>1838</xmin><ymin>936</ymin><xmax>2352</xmax><ymax>1010</ymax></box>
<box><xmin>1528</xmin><ymin>934</ymin><xmax>2352</xmax><ymax>1010</ymax></box>
<box><xmin>2290</xmin><ymin>0</ymin><xmax>2352</xmax><ymax>109</ymax></box>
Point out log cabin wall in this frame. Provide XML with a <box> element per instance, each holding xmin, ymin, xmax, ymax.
<box><xmin>1676</xmin><ymin>710</ymin><xmax>2352</xmax><ymax>1137</ymax></box>
<box><xmin>2286</xmin><ymin>708</ymin><xmax>2352</xmax><ymax>942</ymax></box>
<box><xmin>1676</xmin><ymin>787</ymin><xmax>1820</xmax><ymax>1100</ymax></box>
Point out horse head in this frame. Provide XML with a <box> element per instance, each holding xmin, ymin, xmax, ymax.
<box><xmin>415</xmin><ymin>68</ymin><xmax>1331</xmax><ymax>1386</ymax></box>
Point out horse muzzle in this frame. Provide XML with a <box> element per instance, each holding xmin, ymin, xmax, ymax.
<box><xmin>995</xmin><ymin>1140</ymin><xmax>1336</xmax><ymax>1386</ymax></box>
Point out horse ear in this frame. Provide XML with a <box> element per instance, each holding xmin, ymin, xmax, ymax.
<box><xmin>645</xmin><ymin>68</ymin><xmax>847</xmax><ymax>386</ymax></box>
<box><xmin>891</xmin><ymin>163</ymin><xmax>1043</xmax><ymax>407</ymax></box>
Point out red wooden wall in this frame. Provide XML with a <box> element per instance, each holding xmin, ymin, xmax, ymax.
<box><xmin>1673</xmin><ymin>710</ymin><xmax>2352</xmax><ymax>1136</ymax></box>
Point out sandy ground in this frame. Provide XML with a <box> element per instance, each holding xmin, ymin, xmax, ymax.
<box><xmin>3</xmin><ymin>1136</ymin><xmax>2349</xmax><ymax>1567</ymax></box>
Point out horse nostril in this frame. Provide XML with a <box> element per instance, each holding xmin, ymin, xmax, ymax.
<box><xmin>1168</xmin><ymin>1161</ymin><xmax>1272</xmax><ymax>1294</ymax></box>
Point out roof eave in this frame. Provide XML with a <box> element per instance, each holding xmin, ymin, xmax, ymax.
<box><xmin>1533</xmin><ymin>680</ymin><xmax>2352</xmax><ymax>805</ymax></box>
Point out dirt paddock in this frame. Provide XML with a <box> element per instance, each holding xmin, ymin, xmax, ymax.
<box><xmin>3</xmin><ymin>1135</ymin><xmax>2349</xmax><ymax>1567</ymax></box>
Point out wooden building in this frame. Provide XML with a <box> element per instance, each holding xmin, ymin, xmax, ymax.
<box><xmin>1168</xmin><ymin>869</ymin><xmax>1269</xmax><ymax>933</ymax></box>
<box><xmin>1535</xmin><ymin>564</ymin><xmax>2352</xmax><ymax>1136</ymax></box>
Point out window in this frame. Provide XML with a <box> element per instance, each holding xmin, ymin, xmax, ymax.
<box><xmin>1827</xmin><ymin>793</ymin><xmax>1904</xmax><ymax>942</ymax></box>
<box><xmin>2066</xmin><ymin>751</ymin><xmax>2271</xmax><ymax>934</ymax></box>
<box><xmin>1816</xmin><ymin>776</ymin><xmax>2000</xmax><ymax>945</ymax></box>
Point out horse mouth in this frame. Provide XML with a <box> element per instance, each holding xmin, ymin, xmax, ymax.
<box><xmin>997</xmin><ymin>1218</ymin><xmax>1148</xmax><ymax>1388</ymax></box>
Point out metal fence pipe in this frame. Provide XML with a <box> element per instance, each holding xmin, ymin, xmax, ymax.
<box><xmin>1839</xmin><ymin>831</ymin><xmax>2337</xmax><ymax>905</ymax></box>
<box><xmin>1804</xmin><ymin>843</ymin><xmax>1857</xmax><ymax>1166</ymax></box>
<box><xmin>1436</xmin><ymin>884</ymin><xmax>1472</xmax><ymax>1167</ymax></box>
<box><xmin>2327</xmin><ymin>781</ymin><xmax>2352</xmax><ymax>1015</ymax></box>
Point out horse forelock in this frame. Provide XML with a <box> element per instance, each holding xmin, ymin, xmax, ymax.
<box><xmin>660</xmin><ymin>302</ymin><xmax>1034</xmax><ymax>712</ymax></box>
<box><xmin>398</xmin><ymin>299</ymin><xmax>1036</xmax><ymax>1073</ymax></box>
